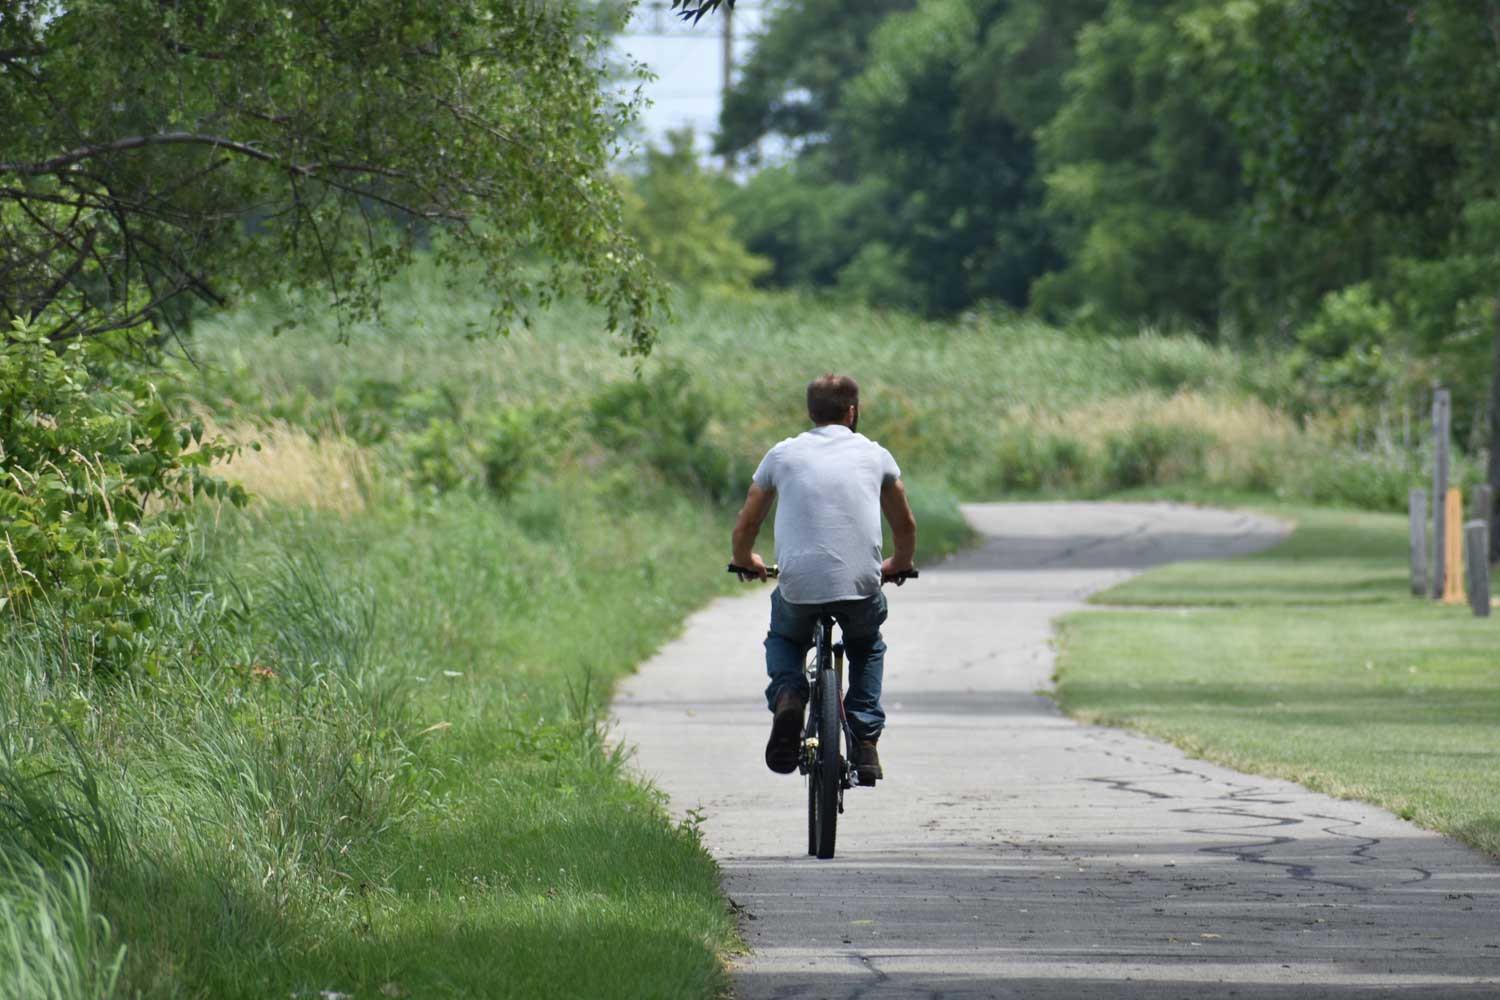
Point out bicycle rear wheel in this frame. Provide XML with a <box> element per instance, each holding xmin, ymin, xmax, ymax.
<box><xmin>812</xmin><ymin>666</ymin><xmax>840</xmax><ymax>859</ymax></box>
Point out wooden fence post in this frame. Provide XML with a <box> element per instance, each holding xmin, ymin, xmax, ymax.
<box><xmin>1465</xmin><ymin>520</ymin><xmax>1491</xmax><ymax>617</ymax></box>
<box><xmin>1409</xmin><ymin>489</ymin><xmax>1428</xmax><ymax>596</ymax></box>
<box><xmin>1472</xmin><ymin>484</ymin><xmax>1493</xmax><ymax>528</ymax></box>
<box><xmin>1431</xmin><ymin>389</ymin><xmax>1451</xmax><ymax>599</ymax></box>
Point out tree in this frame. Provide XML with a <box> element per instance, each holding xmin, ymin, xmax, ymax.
<box><xmin>835</xmin><ymin>0</ymin><xmax>1059</xmax><ymax>313</ymax></box>
<box><xmin>714</xmin><ymin>0</ymin><xmax>916</xmax><ymax>172</ymax></box>
<box><xmin>1236</xmin><ymin>0</ymin><xmax>1500</xmax><ymax>548</ymax></box>
<box><xmin>616</xmin><ymin>130</ymin><xmax>769</xmax><ymax>293</ymax></box>
<box><xmin>1237</xmin><ymin>1</ymin><xmax>1500</xmax><ymax>306</ymax></box>
<box><xmin>1034</xmin><ymin>0</ymin><xmax>1252</xmax><ymax>331</ymax></box>
<box><xmin>718</xmin><ymin>0</ymin><xmax>1098</xmax><ymax>316</ymax></box>
<box><xmin>0</xmin><ymin>0</ymin><xmax>662</xmax><ymax>352</ymax></box>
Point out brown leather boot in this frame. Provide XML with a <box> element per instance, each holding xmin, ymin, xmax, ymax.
<box><xmin>764</xmin><ymin>688</ymin><xmax>806</xmax><ymax>774</ymax></box>
<box><xmin>854</xmin><ymin>736</ymin><xmax>882</xmax><ymax>785</ymax></box>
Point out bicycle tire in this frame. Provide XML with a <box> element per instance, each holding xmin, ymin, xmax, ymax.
<box><xmin>807</xmin><ymin>762</ymin><xmax>817</xmax><ymax>856</ymax></box>
<box><xmin>806</xmin><ymin>672</ymin><xmax>820</xmax><ymax>856</ymax></box>
<box><xmin>813</xmin><ymin>666</ymin><xmax>840</xmax><ymax>859</ymax></box>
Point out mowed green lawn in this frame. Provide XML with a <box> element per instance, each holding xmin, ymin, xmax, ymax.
<box><xmin>1055</xmin><ymin>505</ymin><xmax>1500</xmax><ymax>855</ymax></box>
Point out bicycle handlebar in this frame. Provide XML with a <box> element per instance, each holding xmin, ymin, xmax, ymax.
<box><xmin>727</xmin><ymin>563</ymin><xmax>779</xmax><ymax>580</ymax></box>
<box><xmin>726</xmin><ymin>564</ymin><xmax>919</xmax><ymax>585</ymax></box>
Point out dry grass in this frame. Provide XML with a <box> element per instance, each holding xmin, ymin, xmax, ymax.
<box><xmin>1004</xmin><ymin>390</ymin><xmax>1317</xmax><ymax>485</ymax></box>
<box><xmin>213</xmin><ymin>420</ymin><xmax>377</xmax><ymax>515</ymax></box>
<box><xmin>1009</xmin><ymin>390</ymin><xmax>1296</xmax><ymax>445</ymax></box>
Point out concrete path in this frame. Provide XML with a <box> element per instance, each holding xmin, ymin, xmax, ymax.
<box><xmin>612</xmin><ymin>503</ymin><xmax>1500</xmax><ymax>998</ymax></box>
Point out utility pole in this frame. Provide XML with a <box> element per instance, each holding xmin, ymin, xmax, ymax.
<box><xmin>721</xmin><ymin>1</ymin><xmax>734</xmax><ymax>171</ymax></box>
<box><xmin>1489</xmin><ymin>291</ymin><xmax>1500</xmax><ymax>562</ymax></box>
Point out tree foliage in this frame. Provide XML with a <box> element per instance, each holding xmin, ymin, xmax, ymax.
<box><xmin>1034</xmin><ymin>0</ymin><xmax>1249</xmax><ymax>330</ymax></box>
<box><xmin>1238</xmin><ymin>2</ymin><xmax>1500</xmax><ymax>325</ymax></box>
<box><xmin>0</xmin><ymin>0</ymin><xmax>662</xmax><ymax>350</ymax></box>
<box><xmin>718</xmin><ymin>0</ymin><xmax>1094</xmax><ymax>316</ymax></box>
<box><xmin>721</xmin><ymin>0</ymin><xmax>1500</xmax><ymax>349</ymax></box>
<box><xmin>715</xmin><ymin>0</ymin><xmax>916</xmax><ymax>172</ymax></box>
<box><xmin>617</xmin><ymin>131</ymin><xmax>769</xmax><ymax>293</ymax></box>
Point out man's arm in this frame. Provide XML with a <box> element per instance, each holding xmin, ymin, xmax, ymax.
<box><xmin>731</xmin><ymin>483</ymin><xmax>775</xmax><ymax>580</ymax></box>
<box><xmin>880</xmin><ymin>478</ymin><xmax>917</xmax><ymax>577</ymax></box>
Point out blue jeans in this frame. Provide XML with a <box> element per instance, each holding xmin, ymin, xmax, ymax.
<box><xmin>764</xmin><ymin>588</ymin><xmax>888</xmax><ymax>741</ymax></box>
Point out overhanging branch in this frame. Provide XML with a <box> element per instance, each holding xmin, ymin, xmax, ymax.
<box><xmin>0</xmin><ymin>132</ymin><xmax>310</xmax><ymax>177</ymax></box>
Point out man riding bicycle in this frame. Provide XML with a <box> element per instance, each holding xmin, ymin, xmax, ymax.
<box><xmin>730</xmin><ymin>374</ymin><xmax>918</xmax><ymax>784</ymax></box>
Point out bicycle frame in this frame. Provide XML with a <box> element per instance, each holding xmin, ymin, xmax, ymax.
<box><xmin>800</xmin><ymin>616</ymin><xmax>857</xmax><ymax>800</ymax></box>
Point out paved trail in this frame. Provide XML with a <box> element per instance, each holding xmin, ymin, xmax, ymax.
<box><xmin>612</xmin><ymin>503</ymin><xmax>1500</xmax><ymax>998</ymax></box>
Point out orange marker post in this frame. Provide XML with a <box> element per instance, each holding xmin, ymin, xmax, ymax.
<box><xmin>1443</xmin><ymin>487</ymin><xmax>1466</xmax><ymax>604</ymax></box>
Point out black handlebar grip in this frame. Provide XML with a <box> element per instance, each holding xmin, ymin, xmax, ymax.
<box><xmin>727</xmin><ymin>563</ymin><xmax>779</xmax><ymax>579</ymax></box>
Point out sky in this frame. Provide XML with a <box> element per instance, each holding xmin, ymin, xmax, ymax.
<box><xmin>612</xmin><ymin>0</ymin><xmax>772</xmax><ymax>163</ymax></box>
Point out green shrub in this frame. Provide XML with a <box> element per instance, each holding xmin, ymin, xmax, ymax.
<box><xmin>1101</xmin><ymin>423</ymin><xmax>1211</xmax><ymax>490</ymax></box>
<box><xmin>0</xmin><ymin>319</ymin><xmax>244</xmax><ymax>666</ymax></box>
<box><xmin>1279</xmin><ymin>443</ymin><xmax>1456</xmax><ymax>512</ymax></box>
<box><xmin>330</xmin><ymin>377</ymin><xmax>463</xmax><ymax>444</ymax></box>
<box><xmin>589</xmin><ymin>365</ymin><xmax>742</xmax><ymax>502</ymax></box>
<box><xmin>476</xmin><ymin>407</ymin><xmax>543</xmax><ymax>500</ymax></box>
<box><xmin>836</xmin><ymin>242</ymin><xmax>925</xmax><ymax>312</ymax></box>
<box><xmin>1115</xmin><ymin>333</ymin><xmax>1235</xmax><ymax>394</ymax></box>
<box><xmin>1285</xmin><ymin>283</ymin><xmax>1406</xmax><ymax>414</ymax></box>
<box><xmin>403</xmin><ymin>416</ymin><xmax>469</xmax><ymax>496</ymax></box>
<box><xmin>988</xmin><ymin>429</ymin><xmax>1093</xmax><ymax>494</ymax></box>
<box><xmin>403</xmin><ymin>405</ymin><xmax>544</xmax><ymax>501</ymax></box>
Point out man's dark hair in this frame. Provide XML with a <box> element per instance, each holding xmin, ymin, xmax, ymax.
<box><xmin>807</xmin><ymin>374</ymin><xmax>860</xmax><ymax>424</ymax></box>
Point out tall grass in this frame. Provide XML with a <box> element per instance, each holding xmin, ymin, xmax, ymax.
<box><xmin>0</xmin><ymin>465</ymin><xmax>740</xmax><ymax>996</ymax></box>
<box><xmin>0</xmin><ymin>550</ymin><xmax>417</xmax><ymax>995</ymax></box>
<box><xmin>0</xmin><ymin>854</ymin><xmax>124</xmax><ymax>1000</ymax></box>
<box><xmin>182</xmin><ymin>260</ymin><xmax>1452</xmax><ymax>513</ymax></box>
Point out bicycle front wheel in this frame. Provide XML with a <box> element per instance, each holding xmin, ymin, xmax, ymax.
<box><xmin>807</xmin><ymin>765</ymin><xmax>817</xmax><ymax>856</ymax></box>
<box><xmin>813</xmin><ymin>667</ymin><xmax>840</xmax><ymax>859</ymax></box>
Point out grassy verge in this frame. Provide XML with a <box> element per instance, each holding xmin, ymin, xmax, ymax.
<box><xmin>1055</xmin><ymin>504</ymin><xmax>1500</xmax><ymax>855</ymax></box>
<box><xmin>2</xmin><ymin>473</ymin><xmax>741</xmax><ymax>998</ymax></box>
<box><xmin>1092</xmin><ymin>505</ymin><xmax>1410</xmax><ymax>606</ymax></box>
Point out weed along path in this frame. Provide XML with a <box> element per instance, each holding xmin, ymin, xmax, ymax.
<box><xmin>612</xmin><ymin>503</ymin><xmax>1500</xmax><ymax>999</ymax></box>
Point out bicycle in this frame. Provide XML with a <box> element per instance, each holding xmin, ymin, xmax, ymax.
<box><xmin>727</xmin><ymin>562</ymin><xmax>917</xmax><ymax>859</ymax></box>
